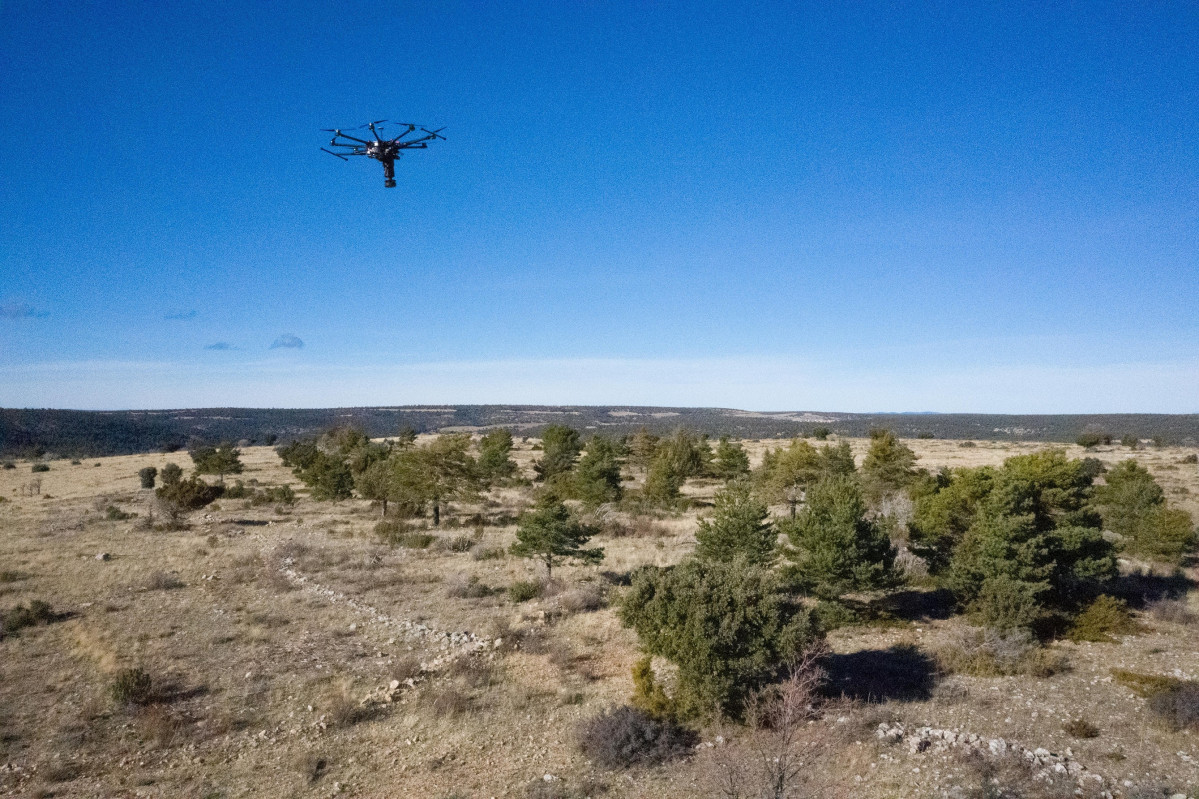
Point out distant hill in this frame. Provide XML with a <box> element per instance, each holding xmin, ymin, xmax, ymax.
<box><xmin>1</xmin><ymin>406</ymin><xmax>1197</xmax><ymax>458</ymax></box>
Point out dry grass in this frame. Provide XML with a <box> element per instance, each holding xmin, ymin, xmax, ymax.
<box><xmin>0</xmin><ymin>438</ymin><xmax>1196</xmax><ymax>797</ymax></box>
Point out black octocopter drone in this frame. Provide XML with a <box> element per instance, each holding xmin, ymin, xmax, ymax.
<box><xmin>321</xmin><ymin>121</ymin><xmax>445</xmax><ymax>187</ymax></box>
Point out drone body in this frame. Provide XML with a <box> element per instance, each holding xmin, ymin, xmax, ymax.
<box><xmin>321</xmin><ymin>121</ymin><xmax>445</xmax><ymax>187</ymax></box>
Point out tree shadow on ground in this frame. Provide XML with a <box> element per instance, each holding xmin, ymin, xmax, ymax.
<box><xmin>872</xmin><ymin>588</ymin><xmax>957</xmax><ymax>622</ymax></box>
<box><xmin>1109</xmin><ymin>570</ymin><xmax>1195</xmax><ymax>608</ymax></box>
<box><xmin>823</xmin><ymin>644</ymin><xmax>938</xmax><ymax>703</ymax></box>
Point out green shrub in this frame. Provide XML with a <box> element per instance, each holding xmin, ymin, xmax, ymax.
<box><xmin>1067</xmin><ymin>595</ymin><xmax>1138</xmax><ymax>642</ymax></box>
<box><xmin>1112</xmin><ymin>668</ymin><xmax>1185</xmax><ymax>697</ymax></box>
<box><xmin>1121</xmin><ymin>434</ymin><xmax>1140</xmax><ymax>450</ymax></box>
<box><xmin>1</xmin><ymin>600</ymin><xmax>55</xmax><ymax>637</ymax></box>
<box><xmin>138</xmin><ymin>466</ymin><xmax>157</xmax><ymax>488</ymax></box>
<box><xmin>968</xmin><ymin>575</ymin><xmax>1044</xmax><ymax>632</ymax></box>
<box><xmin>1076</xmin><ymin>431</ymin><xmax>1104</xmax><ymax>449</ymax></box>
<box><xmin>396</xmin><ymin>532</ymin><xmax>436</xmax><ymax>549</ymax></box>
<box><xmin>508</xmin><ymin>580</ymin><xmax>544</xmax><ymax>603</ymax></box>
<box><xmin>2</xmin><ymin>461</ymin><xmax>15</xmax><ymax>470</ymax></box>
<box><xmin>630</xmin><ymin>656</ymin><xmax>675</xmax><ymax>719</ymax></box>
<box><xmin>31</xmin><ymin>463</ymin><xmax>49</xmax><ymax>473</ymax></box>
<box><xmin>223</xmin><ymin>480</ymin><xmax>250</xmax><ymax>498</ymax></box>
<box><xmin>110</xmin><ymin>667</ymin><xmax>154</xmax><ymax>705</ymax></box>
<box><xmin>576</xmin><ymin>705</ymin><xmax>696</xmax><ymax>768</ymax></box>
<box><xmin>619</xmin><ymin>558</ymin><xmax>819</xmax><ymax>719</ymax></box>
<box><xmin>105</xmin><ymin>505</ymin><xmax>135</xmax><ymax>521</ymax></box>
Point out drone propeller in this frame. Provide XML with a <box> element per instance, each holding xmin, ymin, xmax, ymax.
<box><xmin>321</xmin><ymin>147</ymin><xmax>349</xmax><ymax>161</ymax></box>
<box><xmin>420</xmin><ymin>127</ymin><xmax>446</xmax><ymax>140</ymax></box>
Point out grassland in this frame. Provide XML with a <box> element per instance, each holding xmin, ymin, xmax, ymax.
<box><xmin>2</xmin><ymin>437</ymin><xmax>1197</xmax><ymax>798</ymax></box>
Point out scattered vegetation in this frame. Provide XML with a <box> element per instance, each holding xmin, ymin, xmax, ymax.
<box><xmin>1063</xmin><ymin>718</ymin><xmax>1100</xmax><ymax>738</ymax></box>
<box><xmin>935</xmin><ymin>628</ymin><xmax>1066</xmax><ymax>678</ymax></box>
<box><xmin>31</xmin><ymin>463</ymin><xmax>49</xmax><ymax>473</ymax></box>
<box><xmin>508</xmin><ymin>580</ymin><xmax>545</xmax><ymax>603</ymax></box>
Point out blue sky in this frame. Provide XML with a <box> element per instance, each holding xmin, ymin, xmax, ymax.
<box><xmin>1</xmin><ymin>1</ymin><xmax>1196</xmax><ymax>412</ymax></box>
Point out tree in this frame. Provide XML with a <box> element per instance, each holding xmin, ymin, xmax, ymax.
<box><xmin>619</xmin><ymin>558</ymin><xmax>820</xmax><ymax>719</ymax></box>
<box><xmin>626</xmin><ymin>427</ymin><xmax>660</xmax><ymax>474</ymax></box>
<box><xmin>1120</xmin><ymin>434</ymin><xmax>1140</xmax><ymax>450</ymax></box>
<box><xmin>643</xmin><ymin>451</ymin><xmax>685</xmax><ymax>507</ymax></box>
<box><xmin>160</xmin><ymin>462</ymin><xmax>183</xmax><ymax>487</ymax></box>
<box><xmin>395</xmin><ymin>425</ymin><xmax>417</xmax><ymax>448</ymax></box>
<box><xmin>1094</xmin><ymin>459</ymin><xmax>1195</xmax><ymax>562</ymax></box>
<box><xmin>908</xmin><ymin>466</ymin><xmax>997</xmax><ymax>574</ymax></box>
<box><xmin>291</xmin><ymin>450</ymin><xmax>354</xmax><ymax>501</ymax></box>
<box><xmin>860</xmin><ymin>429</ymin><xmax>918</xmax><ymax>500</ymax></box>
<box><xmin>712</xmin><ymin>436</ymin><xmax>750</xmax><ymax>480</ymax></box>
<box><xmin>781</xmin><ymin>475</ymin><xmax>896</xmax><ymax>599</ymax></box>
<box><xmin>534</xmin><ymin>424</ymin><xmax>582</xmax><ymax>483</ymax></box>
<box><xmin>510</xmin><ymin>494</ymin><xmax>602</xmax><ymax>578</ymax></box>
<box><xmin>656</xmin><ymin>429</ymin><xmax>712</xmax><ymax>479</ymax></box>
<box><xmin>810</xmin><ymin>426</ymin><xmax>831</xmax><ymax>441</ymax></box>
<box><xmin>757</xmin><ymin>439</ymin><xmax>821</xmax><ymax>517</ymax></box>
<box><xmin>418</xmin><ymin>433</ymin><xmax>479</xmax><ymax>526</ymax></box>
<box><xmin>695</xmin><ymin>479</ymin><xmax>776</xmax><ymax>565</ymax></box>
<box><xmin>354</xmin><ymin>458</ymin><xmax>396</xmax><ymax>516</ymax></box>
<box><xmin>945</xmin><ymin>451</ymin><xmax>1117</xmax><ymax>613</ymax></box>
<box><xmin>190</xmin><ymin>442</ymin><xmax>243</xmax><ymax>483</ymax></box>
<box><xmin>573</xmin><ymin>435</ymin><xmax>624</xmax><ymax>507</ymax></box>
<box><xmin>138</xmin><ymin>466</ymin><xmax>157</xmax><ymax>489</ymax></box>
<box><xmin>477</xmin><ymin>428</ymin><xmax>517</xmax><ymax>484</ymax></box>
<box><xmin>276</xmin><ymin>440</ymin><xmax>320</xmax><ymax>470</ymax></box>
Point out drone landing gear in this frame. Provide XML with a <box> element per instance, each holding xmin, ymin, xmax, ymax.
<box><xmin>382</xmin><ymin>158</ymin><xmax>396</xmax><ymax>188</ymax></box>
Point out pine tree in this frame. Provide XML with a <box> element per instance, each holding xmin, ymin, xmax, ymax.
<box><xmin>534</xmin><ymin>424</ymin><xmax>582</xmax><ymax>483</ymax></box>
<box><xmin>781</xmin><ymin>475</ymin><xmax>895</xmax><ymax>599</ymax></box>
<box><xmin>695</xmin><ymin>479</ymin><xmax>775</xmax><ymax>565</ymax></box>
<box><xmin>510</xmin><ymin>494</ymin><xmax>603</xmax><ymax>578</ymax></box>
<box><xmin>573</xmin><ymin>435</ymin><xmax>624</xmax><ymax>507</ymax></box>
<box><xmin>712</xmin><ymin>436</ymin><xmax>750</xmax><ymax>480</ymax></box>
<box><xmin>477</xmin><ymin>428</ymin><xmax>517</xmax><ymax>484</ymax></box>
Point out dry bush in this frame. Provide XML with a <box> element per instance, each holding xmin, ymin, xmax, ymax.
<box><xmin>144</xmin><ymin>571</ymin><xmax>184</xmax><ymax>591</ymax></box>
<box><xmin>1</xmin><ymin>599</ymin><xmax>55</xmax><ymax>638</ymax></box>
<box><xmin>425</xmin><ymin>686</ymin><xmax>471</xmax><ymax>717</ymax></box>
<box><xmin>445</xmin><ymin>573</ymin><xmax>496</xmax><ymax>599</ymax></box>
<box><xmin>576</xmin><ymin>705</ymin><xmax>696</xmax><ymax>768</ymax></box>
<box><xmin>523</xmin><ymin>776</ymin><xmax>607</xmax><ymax>799</ymax></box>
<box><xmin>558</xmin><ymin>583</ymin><xmax>607</xmax><ymax>614</ymax></box>
<box><xmin>935</xmin><ymin>628</ymin><xmax>1066</xmax><ymax>678</ymax></box>
<box><xmin>1146</xmin><ymin>683</ymin><xmax>1199</xmax><ymax>731</ymax></box>
<box><xmin>392</xmin><ymin>654</ymin><xmax>424</xmax><ymax>683</ymax></box>
<box><xmin>137</xmin><ymin>704</ymin><xmax>186</xmax><ymax>747</ymax></box>
<box><xmin>110</xmin><ymin>668</ymin><xmax>154</xmax><ymax>706</ymax></box>
<box><xmin>1063</xmin><ymin>718</ymin><xmax>1100</xmax><ymax>738</ymax></box>
<box><xmin>952</xmin><ymin>748</ymin><xmax>1081</xmax><ymax>799</ymax></box>
<box><xmin>1067</xmin><ymin>594</ymin><xmax>1139</xmax><ymax>642</ymax></box>
<box><xmin>472</xmin><ymin>545</ymin><xmax>506</xmax><ymax>561</ymax></box>
<box><xmin>441</xmin><ymin>534</ymin><xmax>477</xmax><ymax>553</ymax></box>
<box><xmin>327</xmin><ymin>688</ymin><xmax>376</xmax><ymax>728</ymax></box>
<box><xmin>1146</xmin><ymin>597</ymin><xmax>1197</xmax><ymax>625</ymax></box>
<box><xmin>446</xmin><ymin>655</ymin><xmax>497</xmax><ymax>689</ymax></box>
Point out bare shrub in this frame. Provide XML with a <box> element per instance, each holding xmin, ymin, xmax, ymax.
<box><xmin>935</xmin><ymin>628</ymin><xmax>1066</xmax><ymax>678</ymax></box>
<box><xmin>144</xmin><ymin>571</ymin><xmax>184</xmax><ymax>591</ymax></box>
<box><xmin>1063</xmin><ymin>718</ymin><xmax>1100</xmax><ymax>738</ymax></box>
<box><xmin>110</xmin><ymin>668</ymin><xmax>154</xmax><ymax>706</ymax></box>
<box><xmin>445</xmin><ymin>573</ymin><xmax>496</xmax><ymax>599</ymax></box>
<box><xmin>426</xmin><ymin>686</ymin><xmax>471</xmax><ymax>717</ymax></box>
<box><xmin>440</xmin><ymin>534</ymin><xmax>477</xmax><ymax>553</ymax></box>
<box><xmin>893</xmin><ymin>547</ymin><xmax>929</xmax><ymax>580</ymax></box>
<box><xmin>392</xmin><ymin>654</ymin><xmax>424</xmax><ymax>683</ymax></box>
<box><xmin>472</xmin><ymin>545</ymin><xmax>505</xmax><ymax>561</ymax></box>
<box><xmin>1146</xmin><ymin>597</ymin><xmax>1197</xmax><ymax>625</ymax></box>
<box><xmin>558</xmin><ymin>583</ymin><xmax>607</xmax><ymax>614</ymax></box>
<box><xmin>576</xmin><ymin>705</ymin><xmax>696</xmax><ymax>768</ymax></box>
<box><xmin>1146</xmin><ymin>682</ymin><xmax>1199</xmax><ymax>731</ymax></box>
<box><xmin>708</xmin><ymin>645</ymin><xmax>832</xmax><ymax>799</ymax></box>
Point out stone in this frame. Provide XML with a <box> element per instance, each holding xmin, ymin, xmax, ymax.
<box><xmin>95</xmin><ymin>552</ymin><xmax>111</xmax><ymax>561</ymax></box>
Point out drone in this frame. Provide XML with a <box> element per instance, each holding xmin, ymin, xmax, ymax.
<box><xmin>321</xmin><ymin>121</ymin><xmax>445</xmax><ymax>187</ymax></box>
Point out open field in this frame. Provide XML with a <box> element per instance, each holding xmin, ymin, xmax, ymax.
<box><xmin>2</xmin><ymin>437</ymin><xmax>1198</xmax><ymax>798</ymax></box>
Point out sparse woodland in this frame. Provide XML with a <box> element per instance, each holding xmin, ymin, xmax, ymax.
<box><xmin>1</xmin><ymin>428</ymin><xmax>1197</xmax><ymax>798</ymax></box>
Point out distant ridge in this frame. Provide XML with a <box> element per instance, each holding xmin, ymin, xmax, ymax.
<box><xmin>1</xmin><ymin>406</ymin><xmax>1197</xmax><ymax>458</ymax></box>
